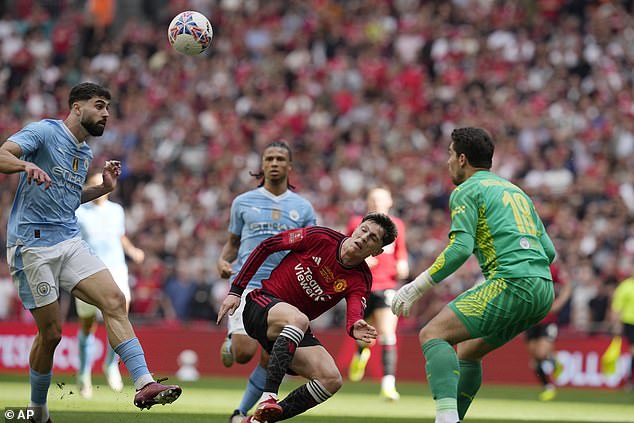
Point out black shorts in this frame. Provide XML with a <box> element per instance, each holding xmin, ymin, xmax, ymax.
<box><xmin>623</xmin><ymin>323</ymin><xmax>634</xmax><ymax>344</ymax></box>
<box><xmin>525</xmin><ymin>322</ymin><xmax>558</xmax><ymax>342</ymax></box>
<box><xmin>364</xmin><ymin>289</ymin><xmax>396</xmax><ymax>318</ymax></box>
<box><xmin>243</xmin><ymin>290</ymin><xmax>322</xmax><ymax>354</ymax></box>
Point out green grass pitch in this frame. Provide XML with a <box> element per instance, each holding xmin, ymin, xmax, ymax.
<box><xmin>0</xmin><ymin>373</ymin><xmax>632</xmax><ymax>422</ymax></box>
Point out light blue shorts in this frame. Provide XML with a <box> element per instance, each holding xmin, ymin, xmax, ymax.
<box><xmin>7</xmin><ymin>237</ymin><xmax>106</xmax><ymax>309</ymax></box>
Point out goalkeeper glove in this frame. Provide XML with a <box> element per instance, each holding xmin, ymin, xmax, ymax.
<box><xmin>391</xmin><ymin>270</ymin><xmax>435</xmax><ymax>317</ymax></box>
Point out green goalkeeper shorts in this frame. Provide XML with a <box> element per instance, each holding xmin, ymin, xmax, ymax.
<box><xmin>448</xmin><ymin>276</ymin><xmax>554</xmax><ymax>348</ymax></box>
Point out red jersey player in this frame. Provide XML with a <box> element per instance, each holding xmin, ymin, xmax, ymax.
<box><xmin>347</xmin><ymin>188</ymin><xmax>409</xmax><ymax>401</ymax></box>
<box><xmin>217</xmin><ymin>213</ymin><xmax>398</xmax><ymax>423</ymax></box>
<box><xmin>524</xmin><ymin>262</ymin><xmax>572</xmax><ymax>401</ymax></box>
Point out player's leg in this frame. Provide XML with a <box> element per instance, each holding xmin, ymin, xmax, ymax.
<box><xmin>455</xmin><ymin>338</ymin><xmax>497</xmax><ymax>421</ymax></box>
<box><xmin>525</xmin><ymin>327</ymin><xmax>540</xmax><ymax>384</ymax></box>
<box><xmin>75</xmin><ymin>298</ymin><xmax>98</xmax><ymax>399</ymax></box>
<box><xmin>349</xmin><ymin>294</ymin><xmax>375</xmax><ymax>382</ymax></box>
<box><xmin>7</xmin><ymin>244</ymin><xmax>64</xmax><ymax>423</ymax></box>
<box><xmin>419</xmin><ymin>306</ymin><xmax>472</xmax><ymax>423</ymax></box>
<box><xmin>533</xmin><ymin>333</ymin><xmax>558</xmax><ymax>400</ymax></box>
<box><xmin>231</xmin><ymin>350</ymin><xmax>269</xmax><ymax>422</ymax></box>
<box><xmin>231</xmin><ymin>334</ymin><xmax>259</xmax><ymax>364</ymax></box>
<box><xmin>72</xmin><ymin>270</ymin><xmax>180</xmax><ymax>407</ymax></box>
<box><xmin>222</xmin><ymin>288</ymin><xmax>258</xmax><ymax>367</ymax></box>
<box><xmin>102</xmin><ymin>266</ymin><xmax>129</xmax><ymax>393</ymax></box>
<box><xmin>629</xmin><ymin>341</ymin><xmax>634</xmax><ymax>390</ymax></box>
<box><xmin>450</xmin><ymin>277</ymin><xmax>555</xmax><ymax>421</ymax></box>
<box><xmin>270</xmin><ymin>344</ymin><xmax>342</xmax><ymax>421</ymax></box>
<box><xmin>260</xmin><ymin>301</ymin><xmax>309</xmax><ymax>396</ymax></box>
<box><xmin>28</xmin><ymin>302</ymin><xmax>62</xmax><ymax>423</ymax></box>
<box><xmin>63</xmin><ymin>239</ymin><xmax>180</xmax><ymax>408</ymax></box>
<box><xmin>246</xmin><ymin>294</ymin><xmax>309</xmax><ymax>423</ymax></box>
<box><xmin>374</xmin><ymin>297</ymin><xmax>399</xmax><ymax>400</ymax></box>
<box><xmin>623</xmin><ymin>323</ymin><xmax>634</xmax><ymax>390</ymax></box>
<box><xmin>226</xmin><ymin>287</ymin><xmax>267</xmax><ymax>421</ymax></box>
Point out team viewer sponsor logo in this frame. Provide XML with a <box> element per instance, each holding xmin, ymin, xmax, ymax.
<box><xmin>295</xmin><ymin>263</ymin><xmax>332</xmax><ymax>302</ymax></box>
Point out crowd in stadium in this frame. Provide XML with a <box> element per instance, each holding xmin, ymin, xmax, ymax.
<box><xmin>0</xmin><ymin>0</ymin><xmax>632</xmax><ymax>337</ymax></box>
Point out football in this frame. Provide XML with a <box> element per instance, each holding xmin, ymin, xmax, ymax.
<box><xmin>168</xmin><ymin>11</ymin><xmax>213</xmax><ymax>56</ymax></box>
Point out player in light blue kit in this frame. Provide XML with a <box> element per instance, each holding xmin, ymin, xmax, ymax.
<box><xmin>74</xmin><ymin>171</ymin><xmax>145</xmax><ymax>399</ymax></box>
<box><xmin>217</xmin><ymin>140</ymin><xmax>317</xmax><ymax>423</ymax></box>
<box><xmin>0</xmin><ymin>82</ymin><xmax>180</xmax><ymax>423</ymax></box>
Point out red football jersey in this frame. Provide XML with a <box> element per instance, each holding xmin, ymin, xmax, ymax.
<box><xmin>346</xmin><ymin>215</ymin><xmax>407</xmax><ymax>291</ymax></box>
<box><xmin>231</xmin><ymin>226</ymin><xmax>373</xmax><ymax>337</ymax></box>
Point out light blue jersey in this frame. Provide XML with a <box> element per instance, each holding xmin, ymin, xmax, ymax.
<box><xmin>75</xmin><ymin>200</ymin><xmax>127</xmax><ymax>271</ymax></box>
<box><xmin>229</xmin><ymin>187</ymin><xmax>316</xmax><ymax>290</ymax></box>
<box><xmin>7</xmin><ymin>119</ymin><xmax>92</xmax><ymax>248</ymax></box>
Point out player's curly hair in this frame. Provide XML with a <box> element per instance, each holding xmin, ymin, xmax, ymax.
<box><xmin>68</xmin><ymin>82</ymin><xmax>111</xmax><ymax>109</ymax></box>
<box><xmin>362</xmin><ymin>212</ymin><xmax>398</xmax><ymax>247</ymax></box>
<box><xmin>450</xmin><ymin>127</ymin><xmax>494</xmax><ymax>169</ymax></box>
<box><xmin>250</xmin><ymin>140</ymin><xmax>296</xmax><ymax>190</ymax></box>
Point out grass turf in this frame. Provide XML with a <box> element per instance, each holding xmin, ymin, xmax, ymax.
<box><xmin>0</xmin><ymin>373</ymin><xmax>632</xmax><ymax>423</ymax></box>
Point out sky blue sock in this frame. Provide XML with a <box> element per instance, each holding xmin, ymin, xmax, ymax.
<box><xmin>238</xmin><ymin>364</ymin><xmax>267</xmax><ymax>414</ymax></box>
<box><xmin>78</xmin><ymin>331</ymin><xmax>94</xmax><ymax>376</ymax></box>
<box><xmin>114</xmin><ymin>337</ymin><xmax>150</xmax><ymax>384</ymax></box>
<box><xmin>30</xmin><ymin>368</ymin><xmax>52</xmax><ymax>405</ymax></box>
<box><xmin>105</xmin><ymin>344</ymin><xmax>118</xmax><ymax>369</ymax></box>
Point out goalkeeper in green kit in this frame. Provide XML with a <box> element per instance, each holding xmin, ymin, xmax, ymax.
<box><xmin>392</xmin><ymin>127</ymin><xmax>556</xmax><ymax>423</ymax></box>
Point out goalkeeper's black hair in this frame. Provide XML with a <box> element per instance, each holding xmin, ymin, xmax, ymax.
<box><xmin>450</xmin><ymin>127</ymin><xmax>494</xmax><ymax>169</ymax></box>
<box><xmin>250</xmin><ymin>140</ymin><xmax>296</xmax><ymax>190</ymax></box>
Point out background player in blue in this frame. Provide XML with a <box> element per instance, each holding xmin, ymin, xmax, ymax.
<box><xmin>217</xmin><ymin>140</ymin><xmax>317</xmax><ymax>423</ymax></box>
<box><xmin>74</xmin><ymin>171</ymin><xmax>146</xmax><ymax>399</ymax></box>
<box><xmin>0</xmin><ymin>82</ymin><xmax>180</xmax><ymax>423</ymax></box>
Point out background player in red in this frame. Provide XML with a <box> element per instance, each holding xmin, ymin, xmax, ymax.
<box><xmin>524</xmin><ymin>262</ymin><xmax>572</xmax><ymax>401</ymax></box>
<box><xmin>347</xmin><ymin>188</ymin><xmax>409</xmax><ymax>400</ymax></box>
<box><xmin>217</xmin><ymin>213</ymin><xmax>398</xmax><ymax>423</ymax></box>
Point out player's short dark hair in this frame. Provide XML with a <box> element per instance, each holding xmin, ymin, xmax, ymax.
<box><xmin>68</xmin><ymin>82</ymin><xmax>111</xmax><ymax>109</ymax></box>
<box><xmin>362</xmin><ymin>212</ymin><xmax>398</xmax><ymax>247</ymax></box>
<box><xmin>450</xmin><ymin>127</ymin><xmax>494</xmax><ymax>169</ymax></box>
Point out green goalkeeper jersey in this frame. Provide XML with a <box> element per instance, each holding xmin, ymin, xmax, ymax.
<box><xmin>430</xmin><ymin>171</ymin><xmax>555</xmax><ymax>283</ymax></box>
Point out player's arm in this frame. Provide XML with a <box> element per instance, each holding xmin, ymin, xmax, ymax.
<box><xmin>345</xmin><ymin>291</ymin><xmax>373</xmax><ymax>340</ymax></box>
<box><xmin>538</xmin><ymin>223</ymin><xmax>556</xmax><ymax>264</ymax></box>
<box><xmin>609</xmin><ymin>285</ymin><xmax>625</xmax><ymax>335</ymax></box>
<box><xmin>81</xmin><ymin>160</ymin><xmax>121</xmax><ymax>203</ymax></box>
<box><xmin>395</xmin><ymin>220</ymin><xmax>410</xmax><ymax>280</ymax></box>
<box><xmin>0</xmin><ymin>140</ymin><xmax>52</xmax><ymax>189</ymax></box>
<box><xmin>228</xmin><ymin>228</ymin><xmax>307</xmax><ymax>297</ymax></box>
<box><xmin>551</xmin><ymin>276</ymin><xmax>572</xmax><ymax>314</ymax></box>
<box><xmin>392</xmin><ymin>189</ymin><xmax>476</xmax><ymax>317</ymax></box>
<box><xmin>218</xmin><ymin>229</ymin><xmax>305</xmax><ymax>324</ymax></box>
<box><xmin>217</xmin><ymin>233</ymin><xmax>240</xmax><ymax>279</ymax></box>
<box><xmin>121</xmin><ymin>235</ymin><xmax>144</xmax><ymax>264</ymax></box>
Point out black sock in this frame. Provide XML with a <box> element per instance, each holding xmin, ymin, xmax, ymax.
<box><xmin>535</xmin><ymin>360</ymin><xmax>552</xmax><ymax>387</ymax></box>
<box><xmin>264</xmin><ymin>325</ymin><xmax>304</xmax><ymax>394</ymax></box>
<box><xmin>272</xmin><ymin>379</ymin><xmax>332</xmax><ymax>422</ymax></box>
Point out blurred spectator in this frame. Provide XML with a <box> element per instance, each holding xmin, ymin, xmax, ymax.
<box><xmin>0</xmin><ymin>264</ymin><xmax>16</xmax><ymax>319</ymax></box>
<box><xmin>163</xmin><ymin>263</ymin><xmax>198</xmax><ymax>321</ymax></box>
<box><xmin>589</xmin><ymin>275</ymin><xmax>618</xmax><ymax>335</ymax></box>
<box><xmin>0</xmin><ymin>0</ymin><xmax>632</xmax><ymax>336</ymax></box>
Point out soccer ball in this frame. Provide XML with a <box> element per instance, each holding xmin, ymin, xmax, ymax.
<box><xmin>168</xmin><ymin>11</ymin><xmax>213</xmax><ymax>56</ymax></box>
